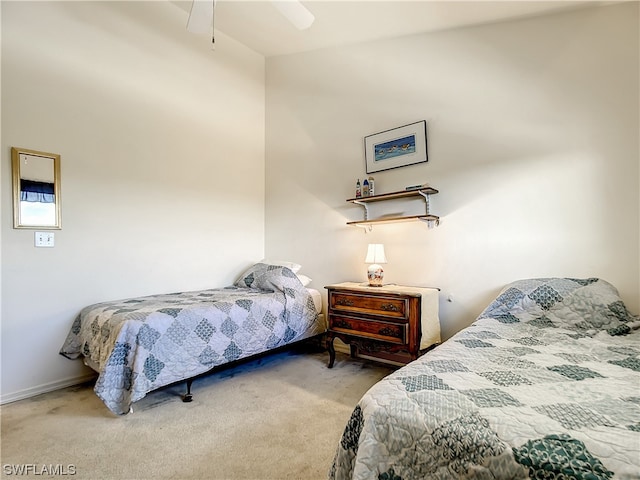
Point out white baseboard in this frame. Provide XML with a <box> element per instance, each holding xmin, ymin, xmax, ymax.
<box><xmin>0</xmin><ymin>373</ymin><xmax>97</xmax><ymax>405</ymax></box>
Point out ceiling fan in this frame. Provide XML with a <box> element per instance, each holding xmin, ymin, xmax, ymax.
<box><xmin>186</xmin><ymin>0</ymin><xmax>315</xmax><ymax>45</ymax></box>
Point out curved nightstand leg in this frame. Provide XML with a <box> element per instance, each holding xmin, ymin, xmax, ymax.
<box><xmin>327</xmin><ymin>334</ymin><xmax>336</xmax><ymax>368</ymax></box>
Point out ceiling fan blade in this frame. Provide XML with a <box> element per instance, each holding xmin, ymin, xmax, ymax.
<box><xmin>272</xmin><ymin>1</ymin><xmax>315</xmax><ymax>30</ymax></box>
<box><xmin>187</xmin><ymin>0</ymin><xmax>215</xmax><ymax>34</ymax></box>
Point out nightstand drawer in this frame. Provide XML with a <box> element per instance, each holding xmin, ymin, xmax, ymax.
<box><xmin>329</xmin><ymin>314</ymin><xmax>407</xmax><ymax>344</ymax></box>
<box><xmin>330</xmin><ymin>292</ymin><xmax>408</xmax><ymax>319</ymax></box>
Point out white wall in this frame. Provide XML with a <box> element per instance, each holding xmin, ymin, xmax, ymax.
<box><xmin>1</xmin><ymin>1</ymin><xmax>265</xmax><ymax>402</ymax></box>
<box><xmin>265</xmin><ymin>3</ymin><xmax>639</xmax><ymax>340</ymax></box>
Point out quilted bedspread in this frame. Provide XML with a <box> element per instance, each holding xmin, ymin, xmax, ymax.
<box><xmin>60</xmin><ymin>264</ymin><xmax>321</xmax><ymax>415</ymax></box>
<box><xmin>330</xmin><ymin>278</ymin><xmax>640</xmax><ymax>479</ymax></box>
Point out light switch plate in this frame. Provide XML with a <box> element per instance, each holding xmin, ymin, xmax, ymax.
<box><xmin>35</xmin><ymin>231</ymin><xmax>55</xmax><ymax>247</ymax></box>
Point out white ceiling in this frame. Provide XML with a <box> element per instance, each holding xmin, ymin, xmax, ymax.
<box><xmin>173</xmin><ymin>1</ymin><xmax>609</xmax><ymax>57</ymax></box>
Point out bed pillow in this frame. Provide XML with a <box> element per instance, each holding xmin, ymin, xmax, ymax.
<box><xmin>234</xmin><ymin>262</ymin><xmax>303</xmax><ymax>292</ymax></box>
<box><xmin>479</xmin><ymin>277</ymin><xmax>635</xmax><ymax>331</ymax></box>
<box><xmin>478</xmin><ymin>278</ymin><xmax>578</xmax><ymax>321</ymax></box>
<box><xmin>296</xmin><ymin>274</ymin><xmax>312</xmax><ymax>287</ymax></box>
<box><xmin>547</xmin><ymin>280</ymin><xmax>636</xmax><ymax>331</ymax></box>
<box><xmin>259</xmin><ymin>259</ymin><xmax>302</xmax><ymax>273</ymax></box>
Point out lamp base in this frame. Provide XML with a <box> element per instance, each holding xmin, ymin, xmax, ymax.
<box><xmin>367</xmin><ymin>264</ymin><xmax>384</xmax><ymax>287</ymax></box>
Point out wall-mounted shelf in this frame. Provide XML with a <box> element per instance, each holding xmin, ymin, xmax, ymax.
<box><xmin>346</xmin><ymin>187</ymin><xmax>439</xmax><ymax>227</ymax></box>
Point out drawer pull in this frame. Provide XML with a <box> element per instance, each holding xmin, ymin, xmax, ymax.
<box><xmin>378</xmin><ymin>326</ymin><xmax>399</xmax><ymax>337</ymax></box>
<box><xmin>334</xmin><ymin>319</ymin><xmax>352</xmax><ymax>329</ymax></box>
<box><xmin>336</xmin><ymin>298</ymin><xmax>355</xmax><ymax>307</ymax></box>
<box><xmin>381</xmin><ymin>303</ymin><xmax>400</xmax><ymax>312</ymax></box>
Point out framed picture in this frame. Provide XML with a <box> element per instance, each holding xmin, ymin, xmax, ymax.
<box><xmin>364</xmin><ymin>120</ymin><xmax>428</xmax><ymax>174</ymax></box>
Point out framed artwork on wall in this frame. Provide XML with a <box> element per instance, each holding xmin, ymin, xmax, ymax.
<box><xmin>364</xmin><ymin>120</ymin><xmax>428</xmax><ymax>174</ymax></box>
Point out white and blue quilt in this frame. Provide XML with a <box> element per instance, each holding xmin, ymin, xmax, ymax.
<box><xmin>60</xmin><ymin>264</ymin><xmax>322</xmax><ymax>415</ymax></box>
<box><xmin>330</xmin><ymin>278</ymin><xmax>639</xmax><ymax>479</ymax></box>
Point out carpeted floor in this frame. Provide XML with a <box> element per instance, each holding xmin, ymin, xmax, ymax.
<box><xmin>1</xmin><ymin>344</ymin><xmax>395</xmax><ymax>480</ymax></box>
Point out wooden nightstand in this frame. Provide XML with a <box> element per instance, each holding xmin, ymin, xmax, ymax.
<box><xmin>325</xmin><ymin>282</ymin><xmax>440</xmax><ymax>368</ymax></box>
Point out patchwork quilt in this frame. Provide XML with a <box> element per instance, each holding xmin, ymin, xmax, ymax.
<box><xmin>60</xmin><ymin>264</ymin><xmax>322</xmax><ymax>415</ymax></box>
<box><xmin>330</xmin><ymin>278</ymin><xmax>640</xmax><ymax>479</ymax></box>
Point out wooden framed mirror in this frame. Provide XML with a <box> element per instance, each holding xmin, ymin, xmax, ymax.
<box><xmin>11</xmin><ymin>147</ymin><xmax>61</xmax><ymax>229</ymax></box>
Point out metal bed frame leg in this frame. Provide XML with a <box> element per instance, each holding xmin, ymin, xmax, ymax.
<box><xmin>183</xmin><ymin>378</ymin><xmax>193</xmax><ymax>402</ymax></box>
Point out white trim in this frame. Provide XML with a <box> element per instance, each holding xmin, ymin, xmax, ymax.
<box><xmin>0</xmin><ymin>373</ymin><xmax>97</xmax><ymax>405</ymax></box>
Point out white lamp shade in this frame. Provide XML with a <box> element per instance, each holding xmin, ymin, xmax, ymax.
<box><xmin>365</xmin><ymin>244</ymin><xmax>387</xmax><ymax>264</ymax></box>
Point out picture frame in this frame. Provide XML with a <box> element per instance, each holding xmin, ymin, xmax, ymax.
<box><xmin>364</xmin><ymin>120</ymin><xmax>428</xmax><ymax>174</ymax></box>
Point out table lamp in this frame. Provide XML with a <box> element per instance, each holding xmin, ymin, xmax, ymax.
<box><xmin>365</xmin><ymin>244</ymin><xmax>387</xmax><ymax>287</ymax></box>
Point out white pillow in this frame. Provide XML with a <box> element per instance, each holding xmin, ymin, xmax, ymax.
<box><xmin>296</xmin><ymin>274</ymin><xmax>312</xmax><ymax>287</ymax></box>
<box><xmin>260</xmin><ymin>259</ymin><xmax>302</xmax><ymax>273</ymax></box>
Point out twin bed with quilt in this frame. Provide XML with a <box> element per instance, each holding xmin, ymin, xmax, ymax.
<box><xmin>60</xmin><ymin>262</ymin><xmax>325</xmax><ymax>415</ymax></box>
<box><xmin>330</xmin><ymin>278</ymin><xmax>639</xmax><ymax>479</ymax></box>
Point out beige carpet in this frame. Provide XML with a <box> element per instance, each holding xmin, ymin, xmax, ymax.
<box><xmin>1</xmin><ymin>345</ymin><xmax>394</xmax><ymax>480</ymax></box>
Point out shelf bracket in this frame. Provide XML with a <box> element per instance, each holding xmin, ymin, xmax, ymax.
<box><xmin>352</xmin><ymin>200</ymin><xmax>370</xmax><ymax>221</ymax></box>
<box><xmin>353</xmin><ymin>223</ymin><xmax>373</xmax><ymax>233</ymax></box>
<box><xmin>419</xmin><ymin>217</ymin><xmax>440</xmax><ymax>229</ymax></box>
<box><xmin>417</xmin><ymin>190</ymin><xmax>431</xmax><ymax>215</ymax></box>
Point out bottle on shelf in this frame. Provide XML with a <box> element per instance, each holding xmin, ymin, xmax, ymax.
<box><xmin>363</xmin><ymin>178</ymin><xmax>370</xmax><ymax>196</ymax></box>
<box><xmin>356</xmin><ymin>179</ymin><xmax>361</xmax><ymax>198</ymax></box>
<box><xmin>368</xmin><ymin>176</ymin><xmax>375</xmax><ymax>196</ymax></box>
